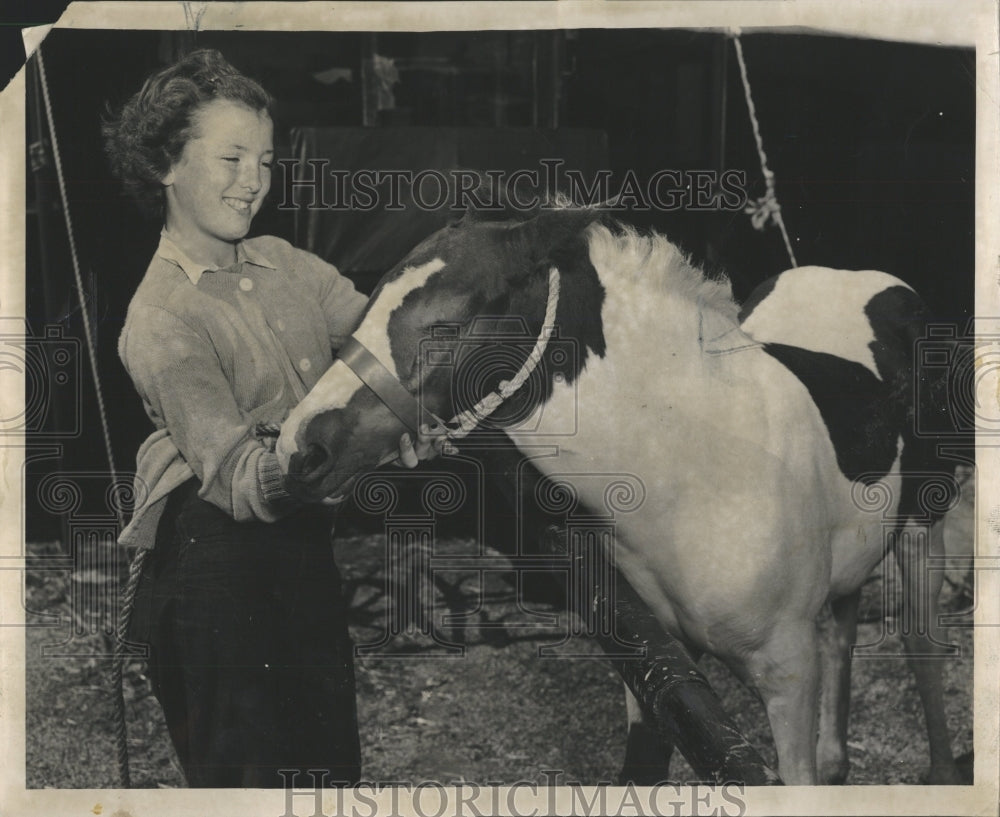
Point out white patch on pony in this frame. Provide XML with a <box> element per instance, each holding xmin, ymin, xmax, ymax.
<box><xmin>740</xmin><ymin>266</ymin><xmax>913</xmax><ymax>378</ymax></box>
<box><xmin>589</xmin><ymin>222</ymin><xmax>739</xmax><ymax>322</ymax></box>
<box><xmin>276</xmin><ymin>359</ymin><xmax>364</xmax><ymax>470</ymax></box>
<box><xmin>519</xmin><ymin>223</ymin><xmax>744</xmax><ymax>444</ymax></box>
<box><xmin>276</xmin><ymin>258</ymin><xmax>446</xmax><ymax>471</ymax></box>
<box><xmin>355</xmin><ymin>257</ymin><xmax>447</xmax><ymax>378</ymax></box>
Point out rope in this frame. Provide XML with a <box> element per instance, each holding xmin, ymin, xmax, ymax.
<box><xmin>36</xmin><ymin>47</ymin><xmax>125</xmax><ymax>522</ymax></box>
<box><xmin>728</xmin><ymin>29</ymin><xmax>798</xmax><ymax>269</ymax></box>
<box><xmin>35</xmin><ymin>46</ymin><xmax>138</xmax><ymax>787</ymax></box>
<box><xmin>445</xmin><ymin>266</ymin><xmax>561</xmax><ymax>439</ymax></box>
<box><xmin>112</xmin><ymin>547</ymin><xmax>149</xmax><ymax>788</ymax></box>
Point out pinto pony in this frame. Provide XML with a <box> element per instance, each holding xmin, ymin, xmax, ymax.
<box><xmin>276</xmin><ymin>209</ymin><xmax>962</xmax><ymax>785</ymax></box>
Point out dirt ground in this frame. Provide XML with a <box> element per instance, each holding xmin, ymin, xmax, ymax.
<box><xmin>24</xmin><ymin>472</ymin><xmax>975</xmax><ymax>789</ymax></box>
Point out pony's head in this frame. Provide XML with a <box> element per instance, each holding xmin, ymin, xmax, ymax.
<box><xmin>277</xmin><ymin>206</ymin><xmax>606</xmax><ymax>501</ymax></box>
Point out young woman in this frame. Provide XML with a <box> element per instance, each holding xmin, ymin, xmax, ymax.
<box><xmin>105</xmin><ymin>48</ymin><xmax>443</xmax><ymax>788</ymax></box>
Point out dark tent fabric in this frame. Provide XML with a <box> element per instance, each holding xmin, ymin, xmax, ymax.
<box><xmin>285</xmin><ymin>127</ymin><xmax>608</xmax><ymax>291</ymax></box>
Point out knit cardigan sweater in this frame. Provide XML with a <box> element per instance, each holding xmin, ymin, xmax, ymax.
<box><xmin>118</xmin><ymin>232</ymin><xmax>368</xmax><ymax>550</ymax></box>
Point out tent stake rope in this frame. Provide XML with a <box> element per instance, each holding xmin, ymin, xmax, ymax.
<box><xmin>35</xmin><ymin>45</ymin><xmax>140</xmax><ymax>788</ymax></box>
<box><xmin>729</xmin><ymin>28</ymin><xmax>799</xmax><ymax>269</ymax></box>
<box><xmin>36</xmin><ymin>46</ymin><xmax>124</xmax><ymax>519</ymax></box>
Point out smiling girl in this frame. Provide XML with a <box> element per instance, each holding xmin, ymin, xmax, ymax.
<box><xmin>104</xmin><ymin>49</ymin><xmax>440</xmax><ymax>787</ymax></box>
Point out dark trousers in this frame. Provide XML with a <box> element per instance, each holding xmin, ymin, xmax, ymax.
<box><xmin>130</xmin><ymin>480</ymin><xmax>361</xmax><ymax>788</ymax></box>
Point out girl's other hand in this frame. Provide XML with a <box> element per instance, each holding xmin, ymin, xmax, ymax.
<box><xmin>396</xmin><ymin>424</ymin><xmax>453</xmax><ymax>468</ymax></box>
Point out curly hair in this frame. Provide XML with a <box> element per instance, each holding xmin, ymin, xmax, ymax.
<box><xmin>102</xmin><ymin>49</ymin><xmax>274</xmax><ymax>219</ymax></box>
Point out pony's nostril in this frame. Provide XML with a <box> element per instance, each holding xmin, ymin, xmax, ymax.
<box><xmin>301</xmin><ymin>442</ymin><xmax>330</xmax><ymax>475</ymax></box>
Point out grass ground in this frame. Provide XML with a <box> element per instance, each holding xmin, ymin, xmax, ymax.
<box><xmin>24</xmin><ymin>513</ymin><xmax>974</xmax><ymax>789</ymax></box>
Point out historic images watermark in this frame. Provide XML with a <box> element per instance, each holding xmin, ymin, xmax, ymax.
<box><xmin>277</xmin><ymin>770</ymin><xmax>749</xmax><ymax>817</ymax></box>
<box><xmin>276</xmin><ymin>159</ymin><xmax>750</xmax><ymax>213</ymax></box>
<box><xmin>0</xmin><ymin>318</ymin><xmax>81</xmax><ymax>438</ymax></box>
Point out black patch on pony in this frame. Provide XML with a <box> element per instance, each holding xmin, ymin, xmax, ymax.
<box><xmin>866</xmin><ymin>286</ymin><xmax>955</xmax><ymax>522</ymax></box>
<box><xmin>459</xmin><ymin>216</ymin><xmax>609</xmax><ymax>428</ymax></box>
<box><xmin>761</xmin><ymin>342</ymin><xmax>900</xmax><ymax>484</ymax></box>
<box><xmin>760</xmin><ymin>284</ymin><xmax>954</xmax><ymax>522</ymax></box>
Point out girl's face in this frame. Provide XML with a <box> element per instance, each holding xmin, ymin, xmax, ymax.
<box><xmin>162</xmin><ymin>99</ymin><xmax>274</xmax><ymax>267</ymax></box>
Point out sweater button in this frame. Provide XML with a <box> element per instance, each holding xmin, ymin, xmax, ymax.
<box><xmin>240</xmin><ymin>277</ymin><xmax>254</xmax><ymax>291</ymax></box>
<box><xmin>298</xmin><ymin>358</ymin><xmax>312</xmax><ymax>372</ymax></box>
<box><xmin>276</xmin><ymin>319</ymin><xmax>286</xmax><ymax>331</ymax></box>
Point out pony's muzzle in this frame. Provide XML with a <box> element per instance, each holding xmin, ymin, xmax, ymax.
<box><xmin>300</xmin><ymin>442</ymin><xmax>330</xmax><ymax>478</ymax></box>
<box><xmin>284</xmin><ymin>441</ymin><xmax>336</xmax><ymax>495</ymax></box>
<box><xmin>285</xmin><ymin>440</ymin><xmax>365</xmax><ymax>502</ymax></box>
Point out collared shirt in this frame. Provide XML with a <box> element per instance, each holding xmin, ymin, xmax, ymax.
<box><xmin>155</xmin><ymin>229</ymin><xmax>279</xmax><ymax>285</ymax></box>
<box><xmin>118</xmin><ymin>233</ymin><xmax>368</xmax><ymax>550</ymax></box>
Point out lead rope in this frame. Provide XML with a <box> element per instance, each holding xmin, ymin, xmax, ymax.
<box><xmin>729</xmin><ymin>29</ymin><xmax>798</xmax><ymax>269</ymax></box>
<box><xmin>35</xmin><ymin>46</ymin><xmax>140</xmax><ymax>788</ymax></box>
<box><xmin>444</xmin><ymin>266</ymin><xmax>561</xmax><ymax>440</ymax></box>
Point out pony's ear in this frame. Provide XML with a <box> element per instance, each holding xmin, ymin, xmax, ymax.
<box><xmin>508</xmin><ymin>206</ymin><xmax>604</xmax><ymax>274</ymax></box>
<box><xmin>449</xmin><ymin>171</ymin><xmax>537</xmax><ymax>227</ymax></box>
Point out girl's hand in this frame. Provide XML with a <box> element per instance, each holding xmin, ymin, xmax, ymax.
<box><xmin>321</xmin><ymin>425</ymin><xmax>453</xmax><ymax>504</ymax></box>
<box><xmin>396</xmin><ymin>423</ymin><xmax>453</xmax><ymax>468</ymax></box>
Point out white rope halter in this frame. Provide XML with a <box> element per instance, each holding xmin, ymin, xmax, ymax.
<box><xmin>445</xmin><ymin>265</ymin><xmax>561</xmax><ymax>440</ymax></box>
<box><xmin>368</xmin><ymin>264</ymin><xmax>561</xmax><ymax>468</ymax></box>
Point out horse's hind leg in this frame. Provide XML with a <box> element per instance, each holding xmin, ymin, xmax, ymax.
<box><xmin>747</xmin><ymin>620</ymin><xmax>821</xmax><ymax>785</ymax></box>
<box><xmin>816</xmin><ymin>591</ymin><xmax>861</xmax><ymax>784</ymax></box>
<box><xmin>619</xmin><ymin>686</ymin><xmax>675</xmax><ymax>785</ymax></box>
<box><xmin>896</xmin><ymin>518</ymin><xmax>963</xmax><ymax>784</ymax></box>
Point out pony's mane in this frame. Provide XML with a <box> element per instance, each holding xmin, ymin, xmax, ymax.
<box><xmin>584</xmin><ymin>220</ymin><xmax>739</xmax><ymax>322</ymax></box>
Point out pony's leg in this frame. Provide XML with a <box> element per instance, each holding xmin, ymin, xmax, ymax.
<box><xmin>747</xmin><ymin>620</ymin><xmax>821</xmax><ymax>785</ymax></box>
<box><xmin>896</xmin><ymin>518</ymin><xmax>962</xmax><ymax>784</ymax></box>
<box><xmin>618</xmin><ymin>685</ymin><xmax>674</xmax><ymax>785</ymax></box>
<box><xmin>815</xmin><ymin>591</ymin><xmax>861</xmax><ymax>784</ymax></box>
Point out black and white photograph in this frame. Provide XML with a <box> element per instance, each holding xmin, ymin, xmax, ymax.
<box><xmin>1</xmin><ymin>2</ymin><xmax>998</xmax><ymax>815</ymax></box>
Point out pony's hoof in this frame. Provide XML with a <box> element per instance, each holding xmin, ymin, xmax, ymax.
<box><xmin>924</xmin><ymin>752</ymin><xmax>973</xmax><ymax>785</ymax></box>
<box><xmin>816</xmin><ymin>743</ymin><xmax>849</xmax><ymax>785</ymax></box>
<box><xmin>617</xmin><ymin>767</ymin><xmax>673</xmax><ymax>787</ymax></box>
<box><xmin>817</xmin><ymin>758</ymin><xmax>849</xmax><ymax>786</ymax></box>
